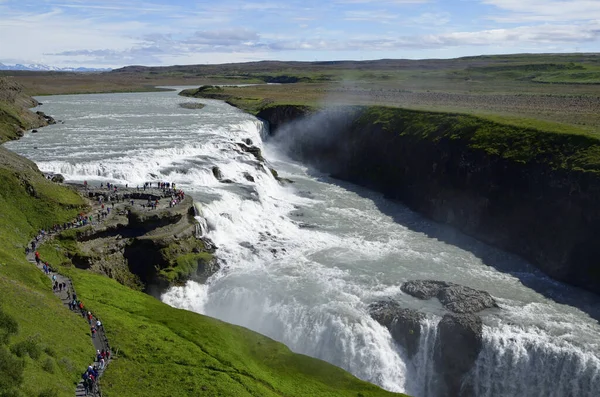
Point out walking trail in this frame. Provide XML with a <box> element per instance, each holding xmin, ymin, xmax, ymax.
<box><xmin>26</xmin><ymin>243</ymin><xmax>110</xmax><ymax>396</ymax></box>
<box><xmin>24</xmin><ymin>182</ymin><xmax>185</xmax><ymax>396</ymax></box>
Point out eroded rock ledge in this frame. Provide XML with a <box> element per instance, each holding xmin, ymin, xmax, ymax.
<box><xmin>55</xmin><ymin>187</ymin><xmax>218</xmax><ymax>295</ymax></box>
<box><xmin>369</xmin><ymin>280</ymin><xmax>497</xmax><ymax>397</ymax></box>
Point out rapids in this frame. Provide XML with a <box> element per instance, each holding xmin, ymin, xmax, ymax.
<box><xmin>5</xmin><ymin>89</ymin><xmax>600</xmax><ymax>396</ymax></box>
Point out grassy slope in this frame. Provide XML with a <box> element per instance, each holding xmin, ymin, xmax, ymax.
<box><xmin>0</xmin><ymin>147</ymin><xmax>91</xmax><ymax>397</ymax></box>
<box><xmin>59</xmin><ymin>268</ymin><xmax>400</xmax><ymax>397</ymax></box>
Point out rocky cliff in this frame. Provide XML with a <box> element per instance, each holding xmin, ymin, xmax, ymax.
<box><xmin>259</xmin><ymin>104</ymin><xmax>600</xmax><ymax>295</ymax></box>
<box><xmin>0</xmin><ymin>77</ymin><xmax>53</xmax><ymax>143</ymax></box>
<box><xmin>370</xmin><ymin>281</ymin><xmax>496</xmax><ymax>397</ymax></box>
<box><xmin>50</xmin><ymin>190</ymin><xmax>218</xmax><ymax>296</ymax></box>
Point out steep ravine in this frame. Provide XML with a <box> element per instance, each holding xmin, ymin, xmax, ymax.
<box><xmin>257</xmin><ymin>105</ymin><xmax>600</xmax><ymax>296</ymax></box>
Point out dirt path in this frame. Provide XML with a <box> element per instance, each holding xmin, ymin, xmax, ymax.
<box><xmin>26</xmin><ymin>243</ymin><xmax>110</xmax><ymax>396</ymax></box>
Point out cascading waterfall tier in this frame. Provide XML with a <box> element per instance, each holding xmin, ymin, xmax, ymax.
<box><xmin>466</xmin><ymin>324</ymin><xmax>600</xmax><ymax>397</ymax></box>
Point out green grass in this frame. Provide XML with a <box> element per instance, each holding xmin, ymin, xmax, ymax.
<box><xmin>159</xmin><ymin>252</ymin><xmax>213</xmax><ymax>284</ymax></box>
<box><xmin>0</xmin><ymin>141</ymin><xmax>92</xmax><ymax>396</ymax></box>
<box><xmin>60</xmin><ymin>268</ymin><xmax>402</xmax><ymax>397</ymax></box>
<box><xmin>356</xmin><ymin>106</ymin><xmax>600</xmax><ymax>173</ymax></box>
<box><xmin>37</xmin><ymin>228</ymin><xmax>91</xmax><ymax>267</ymax></box>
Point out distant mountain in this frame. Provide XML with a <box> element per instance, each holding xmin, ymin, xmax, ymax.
<box><xmin>0</xmin><ymin>63</ymin><xmax>111</xmax><ymax>72</ymax></box>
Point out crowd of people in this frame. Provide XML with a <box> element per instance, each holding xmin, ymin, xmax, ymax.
<box><xmin>26</xmin><ymin>181</ymin><xmax>188</xmax><ymax>257</ymax></box>
<box><xmin>25</xmin><ymin>179</ymin><xmax>195</xmax><ymax>395</ymax></box>
<box><xmin>32</xmin><ymin>250</ymin><xmax>110</xmax><ymax>396</ymax></box>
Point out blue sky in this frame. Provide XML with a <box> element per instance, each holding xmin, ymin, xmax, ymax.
<box><xmin>0</xmin><ymin>0</ymin><xmax>599</xmax><ymax>67</ymax></box>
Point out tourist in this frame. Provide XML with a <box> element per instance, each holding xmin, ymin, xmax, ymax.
<box><xmin>82</xmin><ymin>373</ymin><xmax>90</xmax><ymax>395</ymax></box>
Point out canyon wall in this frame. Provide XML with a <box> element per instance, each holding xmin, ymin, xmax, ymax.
<box><xmin>257</xmin><ymin>105</ymin><xmax>600</xmax><ymax>295</ymax></box>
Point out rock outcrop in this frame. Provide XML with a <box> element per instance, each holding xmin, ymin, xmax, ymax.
<box><xmin>401</xmin><ymin>280</ymin><xmax>498</xmax><ymax>314</ymax></box>
<box><xmin>368</xmin><ymin>299</ymin><xmax>484</xmax><ymax>396</ymax></box>
<box><xmin>368</xmin><ymin>301</ymin><xmax>424</xmax><ymax>358</ymax></box>
<box><xmin>436</xmin><ymin>314</ymin><xmax>483</xmax><ymax>397</ymax></box>
<box><xmin>51</xmin><ymin>174</ymin><xmax>65</xmax><ymax>183</ymax></box>
<box><xmin>237</xmin><ymin>142</ymin><xmax>264</xmax><ymax>162</ymax></box>
<box><xmin>62</xmin><ymin>191</ymin><xmax>217</xmax><ymax>295</ymax></box>
<box><xmin>212</xmin><ymin>166</ymin><xmax>223</xmax><ymax>181</ymax></box>
<box><xmin>36</xmin><ymin>111</ymin><xmax>56</xmax><ymax>125</ymax></box>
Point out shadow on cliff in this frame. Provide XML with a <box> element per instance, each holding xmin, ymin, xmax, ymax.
<box><xmin>267</xmin><ymin>109</ymin><xmax>600</xmax><ymax>324</ymax></box>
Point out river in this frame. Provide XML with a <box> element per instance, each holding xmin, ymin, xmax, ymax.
<box><xmin>5</xmin><ymin>89</ymin><xmax>600</xmax><ymax>397</ymax></box>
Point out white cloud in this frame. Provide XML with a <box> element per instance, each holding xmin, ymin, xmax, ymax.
<box><xmin>1</xmin><ymin>0</ymin><xmax>599</xmax><ymax>67</ymax></box>
<box><xmin>344</xmin><ymin>10</ymin><xmax>400</xmax><ymax>21</ymax></box>
<box><xmin>484</xmin><ymin>0</ymin><xmax>600</xmax><ymax>22</ymax></box>
<box><xmin>46</xmin><ymin>21</ymin><xmax>598</xmax><ymax>66</ymax></box>
<box><xmin>410</xmin><ymin>12</ymin><xmax>451</xmax><ymax>26</ymax></box>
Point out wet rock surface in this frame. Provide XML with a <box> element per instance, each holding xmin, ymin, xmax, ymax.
<box><xmin>369</xmin><ymin>298</ymin><xmax>485</xmax><ymax>397</ymax></box>
<box><xmin>236</xmin><ymin>142</ymin><xmax>264</xmax><ymax>162</ymax></box>
<box><xmin>212</xmin><ymin>166</ymin><xmax>223</xmax><ymax>181</ymax></box>
<box><xmin>436</xmin><ymin>313</ymin><xmax>483</xmax><ymax>397</ymax></box>
<box><xmin>368</xmin><ymin>300</ymin><xmax>424</xmax><ymax>358</ymax></box>
<box><xmin>401</xmin><ymin>280</ymin><xmax>498</xmax><ymax>314</ymax></box>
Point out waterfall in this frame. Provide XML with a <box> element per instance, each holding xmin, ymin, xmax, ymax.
<box><xmin>465</xmin><ymin>324</ymin><xmax>600</xmax><ymax>397</ymax></box>
<box><xmin>193</xmin><ymin>202</ymin><xmax>208</xmax><ymax>237</ymax></box>
<box><xmin>408</xmin><ymin>316</ymin><xmax>441</xmax><ymax>397</ymax></box>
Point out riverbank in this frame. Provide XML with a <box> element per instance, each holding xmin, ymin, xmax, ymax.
<box><xmin>0</xmin><ymin>78</ymin><xmax>403</xmax><ymax>396</ymax></box>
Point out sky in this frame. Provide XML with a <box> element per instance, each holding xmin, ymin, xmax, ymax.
<box><xmin>0</xmin><ymin>0</ymin><xmax>599</xmax><ymax>68</ymax></box>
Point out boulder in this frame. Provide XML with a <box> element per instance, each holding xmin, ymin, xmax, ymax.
<box><xmin>51</xmin><ymin>174</ymin><xmax>65</xmax><ymax>183</ymax></box>
<box><xmin>212</xmin><ymin>166</ymin><xmax>223</xmax><ymax>181</ymax></box>
<box><xmin>36</xmin><ymin>111</ymin><xmax>56</xmax><ymax>125</ymax></box>
<box><xmin>243</xmin><ymin>172</ymin><xmax>255</xmax><ymax>183</ymax></box>
<box><xmin>192</xmin><ymin>256</ymin><xmax>220</xmax><ymax>284</ymax></box>
<box><xmin>368</xmin><ymin>301</ymin><xmax>424</xmax><ymax>358</ymax></box>
<box><xmin>401</xmin><ymin>280</ymin><xmax>498</xmax><ymax>314</ymax></box>
<box><xmin>237</xmin><ymin>143</ymin><xmax>264</xmax><ymax>162</ymax></box>
<box><xmin>438</xmin><ymin>284</ymin><xmax>498</xmax><ymax>314</ymax></box>
<box><xmin>435</xmin><ymin>314</ymin><xmax>483</xmax><ymax>397</ymax></box>
<box><xmin>401</xmin><ymin>280</ymin><xmax>447</xmax><ymax>300</ymax></box>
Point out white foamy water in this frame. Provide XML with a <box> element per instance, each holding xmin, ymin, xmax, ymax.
<box><xmin>5</xmin><ymin>89</ymin><xmax>600</xmax><ymax>396</ymax></box>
